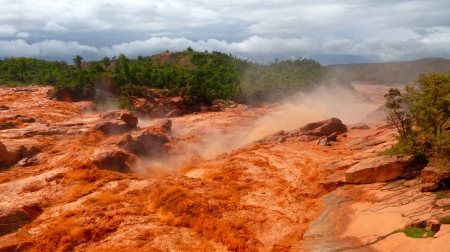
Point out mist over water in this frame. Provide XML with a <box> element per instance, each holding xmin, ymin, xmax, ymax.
<box><xmin>134</xmin><ymin>85</ymin><xmax>379</xmax><ymax>175</ymax></box>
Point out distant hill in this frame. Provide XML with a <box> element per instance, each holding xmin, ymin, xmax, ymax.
<box><xmin>327</xmin><ymin>58</ymin><xmax>450</xmax><ymax>85</ymax></box>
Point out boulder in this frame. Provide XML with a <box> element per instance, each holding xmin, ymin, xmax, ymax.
<box><xmin>92</xmin><ymin>150</ymin><xmax>131</xmax><ymax>172</ymax></box>
<box><xmin>300</xmin><ymin>118</ymin><xmax>347</xmax><ymax>136</ymax></box>
<box><xmin>132</xmin><ymin>98</ymin><xmax>153</xmax><ymax>114</ymax></box>
<box><xmin>0</xmin><ymin>205</ymin><xmax>42</xmax><ymax>236</ymax></box>
<box><xmin>101</xmin><ymin>109</ymin><xmax>138</xmax><ymax>128</ymax></box>
<box><xmin>327</xmin><ymin>132</ymin><xmax>338</xmax><ymax>141</ymax></box>
<box><xmin>0</xmin><ymin>210</ymin><xmax>31</xmax><ymax>236</ymax></box>
<box><xmin>422</xmin><ymin>166</ymin><xmax>450</xmax><ymax>184</ymax></box>
<box><xmin>155</xmin><ymin>119</ymin><xmax>172</xmax><ymax>133</ymax></box>
<box><xmin>318</xmin><ymin>137</ymin><xmax>331</xmax><ymax>146</ymax></box>
<box><xmin>117</xmin><ymin>128</ymin><xmax>170</xmax><ymax>158</ymax></box>
<box><xmin>96</xmin><ymin>110</ymin><xmax>138</xmax><ymax>135</ymax></box>
<box><xmin>169</xmin><ymin>96</ymin><xmax>184</xmax><ymax>106</ymax></box>
<box><xmin>345</xmin><ymin>155</ymin><xmax>426</xmax><ymax>184</ymax></box>
<box><xmin>0</xmin><ymin>140</ymin><xmax>40</xmax><ymax>170</ymax></box>
<box><xmin>420</xmin><ymin>183</ymin><xmax>439</xmax><ymax>192</ymax></box>
<box><xmin>166</xmin><ymin>109</ymin><xmax>182</xmax><ymax>118</ymax></box>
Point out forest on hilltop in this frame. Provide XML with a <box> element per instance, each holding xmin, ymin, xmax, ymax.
<box><xmin>0</xmin><ymin>49</ymin><xmax>350</xmax><ymax>105</ymax></box>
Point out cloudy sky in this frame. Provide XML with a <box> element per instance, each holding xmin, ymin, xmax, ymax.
<box><xmin>0</xmin><ymin>0</ymin><xmax>449</xmax><ymax>65</ymax></box>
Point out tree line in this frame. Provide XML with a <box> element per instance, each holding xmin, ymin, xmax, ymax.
<box><xmin>0</xmin><ymin>49</ymin><xmax>350</xmax><ymax>104</ymax></box>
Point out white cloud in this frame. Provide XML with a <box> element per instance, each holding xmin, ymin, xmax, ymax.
<box><xmin>0</xmin><ymin>39</ymin><xmax>98</xmax><ymax>58</ymax></box>
<box><xmin>0</xmin><ymin>1</ymin><xmax>449</xmax><ymax>63</ymax></box>
<box><xmin>0</xmin><ymin>25</ymin><xmax>17</xmax><ymax>37</ymax></box>
<box><xmin>43</xmin><ymin>21</ymin><xmax>69</xmax><ymax>31</ymax></box>
<box><xmin>16</xmin><ymin>32</ymin><xmax>29</xmax><ymax>38</ymax></box>
<box><xmin>99</xmin><ymin>36</ymin><xmax>319</xmax><ymax>58</ymax></box>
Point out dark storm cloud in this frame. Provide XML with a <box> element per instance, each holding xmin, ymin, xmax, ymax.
<box><xmin>0</xmin><ymin>0</ymin><xmax>449</xmax><ymax>64</ymax></box>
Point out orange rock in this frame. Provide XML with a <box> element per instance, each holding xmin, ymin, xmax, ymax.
<box><xmin>346</xmin><ymin>155</ymin><xmax>425</xmax><ymax>184</ymax></box>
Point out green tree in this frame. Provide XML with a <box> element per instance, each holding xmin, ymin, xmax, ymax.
<box><xmin>384</xmin><ymin>72</ymin><xmax>450</xmax><ymax>157</ymax></box>
<box><xmin>73</xmin><ymin>55</ymin><xmax>83</xmax><ymax>69</ymax></box>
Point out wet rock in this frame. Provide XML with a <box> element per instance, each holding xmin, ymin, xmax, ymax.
<box><xmin>319</xmin><ymin>172</ymin><xmax>346</xmax><ymax>192</ymax></box>
<box><xmin>327</xmin><ymin>132</ymin><xmax>338</xmax><ymax>141</ymax></box>
<box><xmin>166</xmin><ymin>109</ymin><xmax>182</xmax><ymax>118</ymax></box>
<box><xmin>24</xmin><ymin>127</ymin><xmax>67</xmax><ymax>137</ymax></box>
<box><xmin>17</xmin><ymin>117</ymin><xmax>35</xmax><ymax>123</ymax></box>
<box><xmin>0</xmin><ymin>122</ymin><xmax>17</xmax><ymax>130</ymax></box>
<box><xmin>318</xmin><ymin>137</ymin><xmax>331</xmax><ymax>146</ymax></box>
<box><xmin>0</xmin><ymin>210</ymin><xmax>31</xmax><ymax>236</ymax></box>
<box><xmin>0</xmin><ymin>205</ymin><xmax>42</xmax><ymax>236</ymax></box>
<box><xmin>420</xmin><ymin>183</ymin><xmax>439</xmax><ymax>192</ymax></box>
<box><xmin>92</xmin><ymin>150</ymin><xmax>131</xmax><ymax>172</ymax></box>
<box><xmin>422</xmin><ymin>166</ymin><xmax>450</xmax><ymax>184</ymax></box>
<box><xmin>96</xmin><ymin>110</ymin><xmax>138</xmax><ymax>135</ymax></box>
<box><xmin>117</xmin><ymin>128</ymin><xmax>169</xmax><ymax>158</ymax></box>
<box><xmin>300</xmin><ymin>118</ymin><xmax>347</xmax><ymax>136</ymax></box>
<box><xmin>346</xmin><ymin>155</ymin><xmax>426</xmax><ymax>184</ymax></box>
<box><xmin>155</xmin><ymin>119</ymin><xmax>172</xmax><ymax>133</ymax></box>
<box><xmin>101</xmin><ymin>109</ymin><xmax>138</xmax><ymax>128</ymax></box>
<box><xmin>15</xmin><ymin>158</ymin><xmax>39</xmax><ymax>168</ymax></box>
<box><xmin>0</xmin><ymin>140</ymin><xmax>40</xmax><ymax>170</ymax></box>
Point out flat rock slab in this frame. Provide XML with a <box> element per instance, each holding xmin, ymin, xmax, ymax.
<box><xmin>346</xmin><ymin>155</ymin><xmax>425</xmax><ymax>184</ymax></box>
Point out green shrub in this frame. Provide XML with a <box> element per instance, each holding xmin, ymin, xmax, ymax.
<box><xmin>439</xmin><ymin>216</ymin><xmax>450</xmax><ymax>224</ymax></box>
<box><xmin>392</xmin><ymin>227</ymin><xmax>434</xmax><ymax>238</ymax></box>
<box><xmin>436</xmin><ymin>191</ymin><xmax>449</xmax><ymax>200</ymax></box>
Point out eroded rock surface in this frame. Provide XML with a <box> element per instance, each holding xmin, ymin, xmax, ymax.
<box><xmin>1</xmin><ymin>84</ymin><xmax>447</xmax><ymax>251</ymax></box>
<box><xmin>346</xmin><ymin>155</ymin><xmax>426</xmax><ymax>184</ymax></box>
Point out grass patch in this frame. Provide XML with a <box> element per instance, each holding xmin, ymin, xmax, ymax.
<box><xmin>439</xmin><ymin>216</ymin><xmax>450</xmax><ymax>224</ymax></box>
<box><xmin>444</xmin><ymin>204</ymin><xmax>450</xmax><ymax>210</ymax></box>
<box><xmin>436</xmin><ymin>191</ymin><xmax>449</xmax><ymax>200</ymax></box>
<box><xmin>393</xmin><ymin>227</ymin><xmax>435</xmax><ymax>238</ymax></box>
<box><xmin>379</xmin><ymin>144</ymin><xmax>409</xmax><ymax>156</ymax></box>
